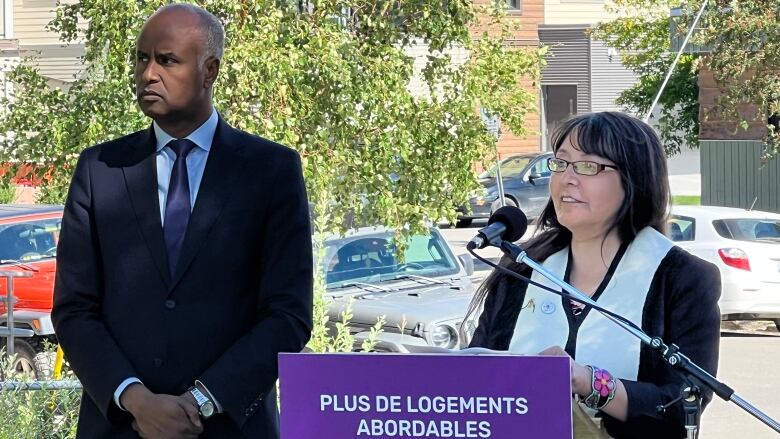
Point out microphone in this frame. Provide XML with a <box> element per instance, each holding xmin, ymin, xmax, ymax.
<box><xmin>466</xmin><ymin>206</ymin><xmax>528</xmax><ymax>251</ymax></box>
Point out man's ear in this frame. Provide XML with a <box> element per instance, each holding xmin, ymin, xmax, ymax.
<box><xmin>204</xmin><ymin>57</ymin><xmax>220</xmax><ymax>89</ymax></box>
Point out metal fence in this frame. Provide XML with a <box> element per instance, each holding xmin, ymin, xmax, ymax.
<box><xmin>701</xmin><ymin>140</ymin><xmax>780</xmax><ymax>213</ymax></box>
<box><xmin>0</xmin><ymin>377</ymin><xmax>81</xmax><ymax>439</ymax></box>
<box><xmin>1</xmin><ymin>267</ymin><xmax>82</xmax><ymax>439</ymax></box>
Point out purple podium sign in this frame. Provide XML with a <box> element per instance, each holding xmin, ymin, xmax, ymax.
<box><xmin>279</xmin><ymin>353</ymin><xmax>572</xmax><ymax>439</ymax></box>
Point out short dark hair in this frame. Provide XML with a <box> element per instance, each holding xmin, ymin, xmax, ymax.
<box><xmin>154</xmin><ymin>3</ymin><xmax>225</xmax><ymax>60</ymax></box>
<box><xmin>462</xmin><ymin>112</ymin><xmax>670</xmax><ymax>342</ymax></box>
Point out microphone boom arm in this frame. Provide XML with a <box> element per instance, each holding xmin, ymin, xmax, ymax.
<box><xmin>496</xmin><ymin>240</ymin><xmax>780</xmax><ymax>435</ymax></box>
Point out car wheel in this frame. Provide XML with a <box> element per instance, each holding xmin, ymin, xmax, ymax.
<box><xmin>26</xmin><ymin>337</ymin><xmax>56</xmax><ymax>379</ymax></box>
<box><xmin>491</xmin><ymin>197</ymin><xmax>517</xmax><ymax>215</ymax></box>
<box><xmin>455</xmin><ymin>218</ymin><xmax>472</xmax><ymax>228</ymax></box>
<box><xmin>6</xmin><ymin>340</ymin><xmax>40</xmax><ymax>379</ymax></box>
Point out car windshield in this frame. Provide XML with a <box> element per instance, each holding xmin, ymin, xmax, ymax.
<box><xmin>0</xmin><ymin>217</ymin><xmax>61</xmax><ymax>262</ymax></box>
<box><xmin>321</xmin><ymin>230</ymin><xmax>460</xmax><ymax>287</ymax></box>
<box><xmin>712</xmin><ymin>218</ymin><xmax>780</xmax><ymax>243</ymax></box>
<box><xmin>479</xmin><ymin>157</ymin><xmax>532</xmax><ymax>180</ymax></box>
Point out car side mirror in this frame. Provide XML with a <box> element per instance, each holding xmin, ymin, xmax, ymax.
<box><xmin>528</xmin><ymin>173</ymin><xmax>542</xmax><ymax>184</ymax></box>
<box><xmin>458</xmin><ymin>254</ymin><xmax>474</xmax><ymax>277</ymax></box>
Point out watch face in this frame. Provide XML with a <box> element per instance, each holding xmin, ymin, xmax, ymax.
<box><xmin>201</xmin><ymin>401</ymin><xmax>215</xmax><ymax>418</ymax></box>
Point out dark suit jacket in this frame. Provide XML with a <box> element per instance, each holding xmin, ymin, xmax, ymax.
<box><xmin>52</xmin><ymin>117</ymin><xmax>313</xmax><ymax>438</ymax></box>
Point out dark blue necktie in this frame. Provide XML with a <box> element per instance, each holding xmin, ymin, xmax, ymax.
<box><xmin>163</xmin><ymin>139</ymin><xmax>197</xmax><ymax>277</ymax></box>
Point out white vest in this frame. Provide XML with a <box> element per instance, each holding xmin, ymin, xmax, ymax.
<box><xmin>507</xmin><ymin>227</ymin><xmax>674</xmax><ymax>381</ymax></box>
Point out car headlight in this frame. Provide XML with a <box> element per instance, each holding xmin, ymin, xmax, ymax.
<box><xmin>430</xmin><ymin>324</ymin><xmax>458</xmax><ymax>349</ymax></box>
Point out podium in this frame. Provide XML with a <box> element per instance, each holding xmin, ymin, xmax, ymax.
<box><xmin>573</xmin><ymin>399</ymin><xmax>611</xmax><ymax>439</ymax></box>
<box><xmin>280</xmin><ymin>353</ymin><xmax>611</xmax><ymax>439</ymax></box>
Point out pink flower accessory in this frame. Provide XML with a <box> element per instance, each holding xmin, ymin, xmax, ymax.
<box><xmin>583</xmin><ymin>366</ymin><xmax>617</xmax><ymax>410</ymax></box>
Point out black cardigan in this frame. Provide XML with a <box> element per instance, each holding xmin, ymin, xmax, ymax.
<box><xmin>469</xmin><ymin>246</ymin><xmax>721</xmax><ymax>439</ymax></box>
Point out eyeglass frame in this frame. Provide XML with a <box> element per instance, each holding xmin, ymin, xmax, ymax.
<box><xmin>546</xmin><ymin>157</ymin><xmax>619</xmax><ymax>176</ymax></box>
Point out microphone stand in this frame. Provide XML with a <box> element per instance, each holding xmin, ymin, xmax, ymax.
<box><xmin>682</xmin><ymin>386</ymin><xmax>702</xmax><ymax>439</ymax></box>
<box><xmin>657</xmin><ymin>386</ymin><xmax>701</xmax><ymax>439</ymax></box>
<box><xmin>482</xmin><ymin>240</ymin><xmax>780</xmax><ymax>436</ymax></box>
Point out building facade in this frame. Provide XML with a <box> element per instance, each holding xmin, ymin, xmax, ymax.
<box><xmin>1</xmin><ymin>0</ymin><xmax>85</xmax><ymax>98</ymax></box>
<box><xmin>472</xmin><ymin>0</ymin><xmax>544</xmax><ymax>156</ymax></box>
<box><xmin>538</xmin><ymin>0</ymin><xmax>638</xmax><ymax>149</ymax></box>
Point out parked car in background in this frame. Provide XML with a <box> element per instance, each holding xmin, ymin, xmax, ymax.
<box><xmin>456</xmin><ymin>152</ymin><xmax>553</xmax><ymax>227</ymax></box>
<box><xmin>320</xmin><ymin>226</ymin><xmax>477</xmax><ymax>351</ymax></box>
<box><xmin>2</xmin><ymin>207</ymin><xmax>480</xmax><ymax>374</ymax></box>
<box><xmin>668</xmin><ymin>205</ymin><xmax>780</xmax><ymax>330</ymax></box>
<box><xmin>0</xmin><ymin>204</ymin><xmax>62</xmax><ymax>377</ymax></box>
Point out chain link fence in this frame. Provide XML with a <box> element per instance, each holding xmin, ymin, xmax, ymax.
<box><xmin>1</xmin><ymin>268</ymin><xmax>81</xmax><ymax>438</ymax></box>
<box><xmin>0</xmin><ymin>354</ymin><xmax>81</xmax><ymax>439</ymax></box>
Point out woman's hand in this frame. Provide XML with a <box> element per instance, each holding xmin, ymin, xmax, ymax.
<box><xmin>537</xmin><ymin>345</ymin><xmax>628</xmax><ymax>421</ymax></box>
<box><xmin>537</xmin><ymin>345</ymin><xmax>592</xmax><ymax>397</ymax></box>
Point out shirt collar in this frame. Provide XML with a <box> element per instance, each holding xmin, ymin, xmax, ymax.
<box><xmin>153</xmin><ymin>108</ymin><xmax>218</xmax><ymax>153</ymax></box>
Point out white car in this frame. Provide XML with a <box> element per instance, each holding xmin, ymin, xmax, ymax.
<box><xmin>668</xmin><ymin>206</ymin><xmax>780</xmax><ymax>330</ymax></box>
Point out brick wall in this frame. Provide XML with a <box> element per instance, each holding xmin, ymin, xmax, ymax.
<box><xmin>471</xmin><ymin>0</ymin><xmax>543</xmax><ymax>41</ymax></box>
<box><xmin>698</xmin><ymin>67</ymin><xmax>767</xmax><ymax>141</ymax></box>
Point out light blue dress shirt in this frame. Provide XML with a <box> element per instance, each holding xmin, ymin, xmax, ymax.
<box><xmin>114</xmin><ymin>108</ymin><xmax>223</xmax><ymax>412</ymax></box>
<box><xmin>154</xmin><ymin>108</ymin><xmax>218</xmax><ymax>224</ymax></box>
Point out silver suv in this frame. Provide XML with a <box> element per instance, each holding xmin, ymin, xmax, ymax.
<box><xmin>319</xmin><ymin>227</ymin><xmax>477</xmax><ymax>351</ymax></box>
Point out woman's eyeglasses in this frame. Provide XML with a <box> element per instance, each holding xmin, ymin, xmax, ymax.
<box><xmin>547</xmin><ymin>158</ymin><xmax>618</xmax><ymax>176</ymax></box>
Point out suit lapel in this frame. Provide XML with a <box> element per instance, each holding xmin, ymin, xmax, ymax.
<box><xmin>121</xmin><ymin>127</ymin><xmax>171</xmax><ymax>286</ymax></box>
<box><xmin>169</xmin><ymin>118</ymin><xmax>246</xmax><ymax>292</ymax></box>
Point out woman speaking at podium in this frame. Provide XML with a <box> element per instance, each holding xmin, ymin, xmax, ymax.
<box><xmin>465</xmin><ymin>112</ymin><xmax>721</xmax><ymax>438</ymax></box>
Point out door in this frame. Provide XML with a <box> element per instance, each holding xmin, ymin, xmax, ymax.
<box><xmin>543</xmin><ymin>85</ymin><xmax>578</xmax><ymax>146</ymax></box>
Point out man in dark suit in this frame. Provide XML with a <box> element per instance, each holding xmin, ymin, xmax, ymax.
<box><xmin>52</xmin><ymin>4</ymin><xmax>313</xmax><ymax>438</ymax></box>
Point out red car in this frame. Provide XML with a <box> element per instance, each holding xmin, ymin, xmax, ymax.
<box><xmin>0</xmin><ymin>204</ymin><xmax>62</xmax><ymax>377</ymax></box>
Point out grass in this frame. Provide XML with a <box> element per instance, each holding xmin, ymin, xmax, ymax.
<box><xmin>672</xmin><ymin>195</ymin><xmax>701</xmax><ymax>205</ymax></box>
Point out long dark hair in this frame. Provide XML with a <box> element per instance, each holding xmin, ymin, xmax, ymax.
<box><xmin>462</xmin><ymin>112</ymin><xmax>670</xmax><ymax>337</ymax></box>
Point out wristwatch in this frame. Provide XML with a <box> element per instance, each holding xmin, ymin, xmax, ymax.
<box><xmin>189</xmin><ymin>386</ymin><xmax>215</xmax><ymax>419</ymax></box>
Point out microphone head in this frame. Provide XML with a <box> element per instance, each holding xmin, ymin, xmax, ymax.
<box><xmin>488</xmin><ymin>206</ymin><xmax>528</xmax><ymax>242</ymax></box>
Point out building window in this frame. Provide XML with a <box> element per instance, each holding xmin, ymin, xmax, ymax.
<box><xmin>506</xmin><ymin>0</ymin><xmax>520</xmax><ymax>9</ymax></box>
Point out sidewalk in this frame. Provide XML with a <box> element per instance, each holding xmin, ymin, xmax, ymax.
<box><xmin>668</xmin><ymin>173</ymin><xmax>701</xmax><ymax>197</ymax></box>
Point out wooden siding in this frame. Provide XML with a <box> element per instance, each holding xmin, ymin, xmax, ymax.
<box><xmin>472</xmin><ymin>0</ymin><xmax>544</xmax><ymax>155</ymax></box>
<box><xmin>496</xmin><ymin>111</ymin><xmax>542</xmax><ymax>156</ymax></box>
<box><xmin>472</xmin><ymin>0</ymin><xmax>544</xmax><ymax>42</ymax></box>
<box><xmin>13</xmin><ymin>0</ymin><xmax>84</xmax><ymax>81</ymax></box>
<box><xmin>701</xmin><ymin>140</ymin><xmax>780</xmax><ymax>213</ymax></box>
<box><xmin>21</xmin><ymin>42</ymin><xmax>83</xmax><ymax>82</ymax></box>
<box><xmin>13</xmin><ymin>0</ymin><xmax>79</xmax><ymax>45</ymax></box>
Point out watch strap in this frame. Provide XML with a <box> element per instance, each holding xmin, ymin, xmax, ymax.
<box><xmin>189</xmin><ymin>386</ymin><xmax>214</xmax><ymax>418</ymax></box>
